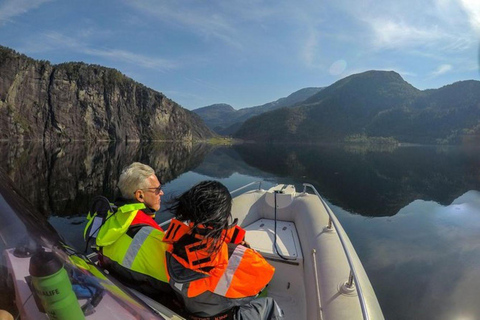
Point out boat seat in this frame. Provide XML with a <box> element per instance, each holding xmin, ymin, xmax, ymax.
<box><xmin>243</xmin><ymin>218</ymin><xmax>303</xmax><ymax>263</ymax></box>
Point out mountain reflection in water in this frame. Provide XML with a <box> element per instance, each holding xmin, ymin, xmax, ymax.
<box><xmin>232</xmin><ymin>143</ymin><xmax>480</xmax><ymax>216</ymax></box>
<box><xmin>0</xmin><ymin>141</ymin><xmax>214</xmax><ymax>216</ymax></box>
<box><xmin>1</xmin><ymin>141</ymin><xmax>480</xmax><ymax>320</ymax></box>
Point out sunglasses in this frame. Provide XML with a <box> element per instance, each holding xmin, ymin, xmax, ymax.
<box><xmin>141</xmin><ymin>186</ymin><xmax>163</xmax><ymax>195</ymax></box>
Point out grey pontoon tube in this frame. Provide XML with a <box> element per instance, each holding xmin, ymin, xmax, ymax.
<box><xmin>302</xmin><ymin>183</ymin><xmax>370</xmax><ymax>320</ymax></box>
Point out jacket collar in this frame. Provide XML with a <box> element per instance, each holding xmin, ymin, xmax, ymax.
<box><xmin>115</xmin><ymin>197</ymin><xmax>155</xmax><ymax>215</ymax></box>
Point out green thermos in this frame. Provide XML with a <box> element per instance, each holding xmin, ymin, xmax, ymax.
<box><xmin>29</xmin><ymin>251</ymin><xmax>85</xmax><ymax>320</ymax></box>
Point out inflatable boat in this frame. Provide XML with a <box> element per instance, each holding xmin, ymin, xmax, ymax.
<box><xmin>0</xmin><ymin>170</ymin><xmax>383</xmax><ymax>319</ymax></box>
<box><xmin>230</xmin><ymin>182</ymin><xmax>384</xmax><ymax>320</ymax></box>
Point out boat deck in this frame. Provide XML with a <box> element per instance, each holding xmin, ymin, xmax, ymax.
<box><xmin>244</xmin><ymin>218</ymin><xmax>307</xmax><ymax>319</ymax></box>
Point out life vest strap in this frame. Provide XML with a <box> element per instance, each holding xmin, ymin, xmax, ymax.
<box><xmin>164</xmin><ymin>219</ymin><xmax>191</xmax><ymax>243</ymax></box>
<box><xmin>224</xmin><ymin>225</ymin><xmax>246</xmax><ymax>244</ymax></box>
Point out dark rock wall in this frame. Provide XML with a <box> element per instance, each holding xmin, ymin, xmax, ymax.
<box><xmin>0</xmin><ymin>47</ymin><xmax>214</xmax><ymax>141</ymax></box>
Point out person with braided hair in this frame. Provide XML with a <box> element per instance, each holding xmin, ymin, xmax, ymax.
<box><xmin>163</xmin><ymin>180</ymin><xmax>284</xmax><ymax>320</ymax></box>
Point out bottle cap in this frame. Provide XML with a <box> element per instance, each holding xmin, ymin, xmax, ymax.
<box><xmin>29</xmin><ymin>251</ymin><xmax>63</xmax><ymax>277</ymax></box>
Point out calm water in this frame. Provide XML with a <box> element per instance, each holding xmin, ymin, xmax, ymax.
<box><xmin>2</xmin><ymin>141</ymin><xmax>480</xmax><ymax>320</ymax></box>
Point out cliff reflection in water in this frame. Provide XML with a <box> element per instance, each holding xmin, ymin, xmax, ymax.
<box><xmin>0</xmin><ymin>141</ymin><xmax>214</xmax><ymax>217</ymax></box>
<box><xmin>1</xmin><ymin>141</ymin><xmax>480</xmax><ymax>219</ymax></box>
<box><xmin>231</xmin><ymin>144</ymin><xmax>480</xmax><ymax>217</ymax></box>
<box><xmin>193</xmin><ymin>147</ymin><xmax>276</xmax><ymax>179</ymax></box>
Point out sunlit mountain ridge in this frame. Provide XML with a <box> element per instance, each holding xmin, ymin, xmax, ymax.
<box><xmin>234</xmin><ymin>71</ymin><xmax>480</xmax><ymax>144</ymax></box>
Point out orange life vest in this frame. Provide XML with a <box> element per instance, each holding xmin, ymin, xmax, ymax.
<box><xmin>163</xmin><ymin>219</ymin><xmax>275</xmax><ymax>299</ymax></box>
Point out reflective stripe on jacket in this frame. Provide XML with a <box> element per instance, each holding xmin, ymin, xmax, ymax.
<box><xmin>95</xmin><ymin>203</ymin><xmax>169</xmax><ymax>283</ymax></box>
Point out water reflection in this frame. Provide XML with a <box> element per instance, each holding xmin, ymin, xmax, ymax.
<box><xmin>193</xmin><ymin>147</ymin><xmax>276</xmax><ymax>179</ymax></box>
<box><xmin>1</xmin><ymin>142</ymin><xmax>479</xmax><ymax>219</ymax></box>
<box><xmin>0</xmin><ymin>141</ymin><xmax>214</xmax><ymax>217</ymax></box>
<box><xmin>337</xmin><ymin>190</ymin><xmax>480</xmax><ymax>320</ymax></box>
<box><xmin>232</xmin><ymin>144</ymin><xmax>480</xmax><ymax>216</ymax></box>
<box><xmin>2</xmin><ymin>141</ymin><xmax>480</xmax><ymax>320</ymax></box>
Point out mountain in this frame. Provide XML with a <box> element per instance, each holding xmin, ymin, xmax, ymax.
<box><xmin>192</xmin><ymin>87</ymin><xmax>323</xmax><ymax>135</ymax></box>
<box><xmin>234</xmin><ymin>71</ymin><xmax>480</xmax><ymax>144</ymax></box>
<box><xmin>191</xmin><ymin>103</ymin><xmax>237</xmax><ymax>132</ymax></box>
<box><xmin>366</xmin><ymin>80</ymin><xmax>480</xmax><ymax>143</ymax></box>
<box><xmin>0</xmin><ymin>45</ymin><xmax>215</xmax><ymax>141</ymax></box>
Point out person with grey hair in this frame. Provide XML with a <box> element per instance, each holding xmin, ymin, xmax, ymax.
<box><xmin>117</xmin><ymin>162</ymin><xmax>163</xmax><ymax>214</ymax></box>
<box><xmin>84</xmin><ymin>162</ymin><xmax>174</xmax><ymax>305</ymax></box>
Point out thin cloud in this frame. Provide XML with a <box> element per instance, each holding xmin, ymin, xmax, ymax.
<box><xmin>289</xmin><ymin>5</ymin><xmax>332</xmax><ymax>70</ymax></box>
<box><xmin>296</xmin><ymin>0</ymin><xmax>471</xmax><ymax>73</ymax></box>
<box><xmin>125</xmin><ymin>1</ymin><xmax>243</xmax><ymax>49</ymax></box>
<box><xmin>302</xmin><ymin>31</ymin><xmax>321</xmax><ymax>68</ymax></box>
<box><xmin>370</xmin><ymin>19</ymin><xmax>444</xmax><ymax>49</ymax></box>
<box><xmin>459</xmin><ymin>0</ymin><xmax>480</xmax><ymax>32</ymax></box>
<box><xmin>125</xmin><ymin>0</ymin><xmax>316</xmax><ymax>52</ymax></box>
<box><xmin>431</xmin><ymin>64</ymin><xmax>453</xmax><ymax>77</ymax></box>
<box><xmin>126</xmin><ymin>0</ymin><xmax>328</xmax><ymax>72</ymax></box>
<box><xmin>441</xmin><ymin>37</ymin><xmax>474</xmax><ymax>52</ymax></box>
<box><xmin>24</xmin><ymin>31</ymin><xmax>179</xmax><ymax>72</ymax></box>
<box><xmin>0</xmin><ymin>0</ymin><xmax>52</xmax><ymax>24</ymax></box>
<box><xmin>84</xmin><ymin>48</ymin><xmax>178</xmax><ymax>72</ymax></box>
<box><xmin>335</xmin><ymin>0</ymin><xmax>476</xmax><ymax>53</ymax></box>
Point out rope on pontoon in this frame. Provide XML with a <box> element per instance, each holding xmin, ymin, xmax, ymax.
<box><xmin>312</xmin><ymin>249</ymin><xmax>324</xmax><ymax>320</ymax></box>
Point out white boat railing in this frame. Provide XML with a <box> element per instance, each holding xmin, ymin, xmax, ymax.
<box><xmin>230</xmin><ymin>181</ymin><xmax>263</xmax><ymax>195</ymax></box>
<box><xmin>302</xmin><ymin>183</ymin><xmax>370</xmax><ymax>320</ymax></box>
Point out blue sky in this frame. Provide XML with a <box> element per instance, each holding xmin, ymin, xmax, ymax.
<box><xmin>0</xmin><ymin>0</ymin><xmax>479</xmax><ymax>110</ymax></box>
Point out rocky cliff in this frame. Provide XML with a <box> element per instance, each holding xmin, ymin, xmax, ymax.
<box><xmin>0</xmin><ymin>46</ymin><xmax>215</xmax><ymax>141</ymax></box>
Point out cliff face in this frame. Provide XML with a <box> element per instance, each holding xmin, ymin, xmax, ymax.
<box><xmin>0</xmin><ymin>46</ymin><xmax>215</xmax><ymax>141</ymax></box>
